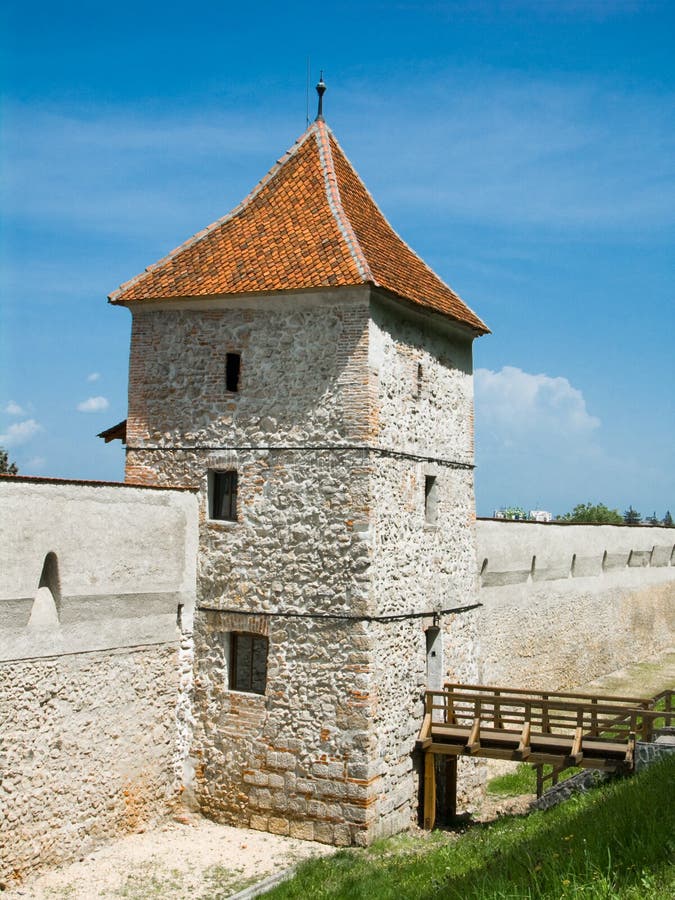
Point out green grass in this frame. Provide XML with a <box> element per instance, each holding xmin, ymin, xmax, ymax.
<box><xmin>265</xmin><ymin>755</ymin><xmax>675</xmax><ymax>900</ymax></box>
<box><xmin>486</xmin><ymin>763</ymin><xmax>582</xmax><ymax>797</ymax></box>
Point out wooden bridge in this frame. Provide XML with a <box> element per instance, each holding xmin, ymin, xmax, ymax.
<box><xmin>417</xmin><ymin>682</ymin><xmax>674</xmax><ymax>829</ymax></box>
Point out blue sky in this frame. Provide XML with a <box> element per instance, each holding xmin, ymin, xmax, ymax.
<box><xmin>1</xmin><ymin>0</ymin><xmax>673</xmax><ymax>518</ymax></box>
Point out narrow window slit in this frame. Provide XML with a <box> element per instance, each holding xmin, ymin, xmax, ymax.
<box><xmin>425</xmin><ymin>475</ymin><xmax>439</xmax><ymax>525</ymax></box>
<box><xmin>226</xmin><ymin>353</ymin><xmax>241</xmax><ymax>392</ymax></box>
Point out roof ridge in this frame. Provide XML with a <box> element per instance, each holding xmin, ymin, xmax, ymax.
<box><xmin>313</xmin><ymin>122</ymin><xmax>374</xmax><ymax>284</ymax></box>
<box><xmin>108</xmin><ymin>127</ymin><xmax>318</xmax><ymax>303</ymax></box>
<box><xmin>325</xmin><ymin>132</ymin><xmax>485</xmax><ymax>325</ymax></box>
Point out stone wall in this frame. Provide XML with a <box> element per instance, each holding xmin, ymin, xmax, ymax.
<box><xmin>124</xmin><ymin>288</ymin><xmax>374</xmax><ymax>488</ymax></box>
<box><xmin>474</xmin><ymin>520</ymin><xmax>675</xmax><ymax>690</ymax></box>
<box><xmin>0</xmin><ymin>477</ymin><xmax>198</xmax><ymax>884</ymax></box>
<box><xmin>0</xmin><ymin>477</ymin><xmax>198</xmax><ymax>649</ymax></box>
<box><xmin>367</xmin><ymin>297</ymin><xmax>480</xmax><ymax>836</ymax></box>
<box><xmin>122</xmin><ymin>288</ymin><xmax>481</xmax><ymax>844</ymax></box>
<box><xmin>192</xmin><ymin>610</ymin><xmax>377</xmax><ymax>845</ymax></box>
<box><xmin>1</xmin><ymin>647</ymin><xmax>178</xmax><ymax>883</ymax></box>
<box><xmin>122</xmin><ymin>290</ymin><xmax>382</xmax><ymax>844</ymax></box>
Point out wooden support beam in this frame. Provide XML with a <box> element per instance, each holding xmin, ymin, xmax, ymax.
<box><xmin>570</xmin><ymin>726</ymin><xmax>583</xmax><ymax>764</ymax></box>
<box><xmin>541</xmin><ymin>696</ymin><xmax>550</xmax><ymax>734</ymax></box>
<box><xmin>625</xmin><ymin>733</ymin><xmax>635</xmax><ymax>767</ymax></box>
<box><xmin>515</xmin><ymin>720</ymin><xmax>531</xmax><ymax>760</ymax></box>
<box><xmin>423</xmin><ymin>750</ymin><xmax>436</xmax><ymax>830</ymax></box>
<box><xmin>467</xmin><ymin>716</ymin><xmax>481</xmax><ymax>754</ymax></box>
<box><xmin>445</xmin><ymin>756</ymin><xmax>457</xmax><ymax>821</ymax></box>
<box><xmin>494</xmin><ymin>690</ymin><xmax>503</xmax><ymax>729</ymax></box>
<box><xmin>417</xmin><ymin>712</ymin><xmax>432</xmax><ymax>746</ymax></box>
<box><xmin>536</xmin><ymin>764</ymin><xmax>544</xmax><ymax>798</ymax></box>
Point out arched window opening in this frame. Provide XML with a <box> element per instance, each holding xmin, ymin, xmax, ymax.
<box><xmin>29</xmin><ymin>552</ymin><xmax>62</xmax><ymax>629</ymax></box>
<box><xmin>39</xmin><ymin>551</ymin><xmax>62</xmax><ymax>602</ymax></box>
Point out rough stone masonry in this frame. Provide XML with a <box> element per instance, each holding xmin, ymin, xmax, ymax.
<box><xmin>122</xmin><ymin>287</ymin><xmax>481</xmax><ymax>845</ymax></box>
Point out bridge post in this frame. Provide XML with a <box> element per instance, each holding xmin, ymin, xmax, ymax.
<box><xmin>423</xmin><ymin>750</ymin><xmax>436</xmax><ymax>830</ymax></box>
<box><xmin>445</xmin><ymin>756</ymin><xmax>457</xmax><ymax>820</ymax></box>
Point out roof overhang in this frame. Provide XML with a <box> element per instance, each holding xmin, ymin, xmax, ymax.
<box><xmin>97</xmin><ymin>419</ymin><xmax>127</xmax><ymax>444</ymax></box>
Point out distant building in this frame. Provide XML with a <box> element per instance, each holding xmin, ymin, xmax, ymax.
<box><xmin>494</xmin><ymin>506</ymin><xmax>527</xmax><ymax>520</ymax></box>
<box><xmin>493</xmin><ymin>507</ymin><xmax>552</xmax><ymax>522</ymax></box>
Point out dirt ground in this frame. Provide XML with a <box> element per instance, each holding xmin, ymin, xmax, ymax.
<box><xmin>6</xmin><ymin>798</ymin><xmax>535</xmax><ymax>900</ymax></box>
<box><xmin>5</xmin><ymin>812</ymin><xmax>335</xmax><ymax>899</ymax></box>
<box><xmin>7</xmin><ymin>649</ymin><xmax>673</xmax><ymax>899</ymax></box>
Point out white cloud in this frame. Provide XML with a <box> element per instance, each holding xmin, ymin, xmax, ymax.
<box><xmin>0</xmin><ymin>418</ymin><xmax>43</xmax><ymax>447</ymax></box>
<box><xmin>86</xmin><ymin>372</ymin><xmax>101</xmax><ymax>382</ymax></box>
<box><xmin>77</xmin><ymin>396</ymin><xmax>109</xmax><ymax>413</ymax></box>
<box><xmin>473</xmin><ymin>367</ymin><xmax>606</xmax><ymax>515</ymax></box>
<box><xmin>4</xmin><ymin>401</ymin><xmax>25</xmax><ymax>415</ymax></box>
<box><xmin>475</xmin><ymin>366</ymin><xmax>600</xmax><ymax>448</ymax></box>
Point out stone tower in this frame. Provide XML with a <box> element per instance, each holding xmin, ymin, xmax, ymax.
<box><xmin>109</xmin><ymin>105</ymin><xmax>488</xmax><ymax>844</ymax></box>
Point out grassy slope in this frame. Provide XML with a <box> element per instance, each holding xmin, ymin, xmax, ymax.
<box><xmin>265</xmin><ymin>755</ymin><xmax>675</xmax><ymax>900</ymax></box>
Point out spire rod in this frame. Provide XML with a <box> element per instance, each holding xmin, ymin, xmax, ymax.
<box><xmin>315</xmin><ymin>71</ymin><xmax>326</xmax><ymax>121</ymax></box>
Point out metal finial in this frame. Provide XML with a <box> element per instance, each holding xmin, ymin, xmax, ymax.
<box><xmin>316</xmin><ymin>71</ymin><xmax>326</xmax><ymax>121</ymax></box>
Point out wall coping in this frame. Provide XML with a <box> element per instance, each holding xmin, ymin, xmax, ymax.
<box><xmin>476</xmin><ymin>517</ymin><xmax>673</xmax><ymax>529</ymax></box>
<box><xmin>0</xmin><ymin>473</ymin><xmax>198</xmax><ymax>492</ymax></box>
<box><xmin>0</xmin><ymin>474</ymin><xmax>198</xmax><ymax>491</ymax></box>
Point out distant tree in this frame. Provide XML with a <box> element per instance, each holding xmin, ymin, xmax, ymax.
<box><xmin>557</xmin><ymin>502</ymin><xmax>623</xmax><ymax>525</ymax></box>
<box><xmin>664</xmin><ymin>510</ymin><xmax>673</xmax><ymax>527</ymax></box>
<box><xmin>0</xmin><ymin>447</ymin><xmax>18</xmax><ymax>475</ymax></box>
<box><xmin>503</xmin><ymin>505</ymin><xmax>527</xmax><ymax>520</ymax></box>
<box><xmin>624</xmin><ymin>506</ymin><xmax>641</xmax><ymax>525</ymax></box>
<box><xmin>645</xmin><ymin>511</ymin><xmax>659</xmax><ymax>525</ymax></box>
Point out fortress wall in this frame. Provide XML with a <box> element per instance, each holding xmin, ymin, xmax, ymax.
<box><xmin>0</xmin><ymin>477</ymin><xmax>198</xmax><ymax>884</ymax></box>
<box><xmin>474</xmin><ymin>520</ymin><xmax>675</xmax><ymax>690</ymax></box>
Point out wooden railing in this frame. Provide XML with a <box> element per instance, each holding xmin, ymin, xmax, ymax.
<box><xmin>417</xmin><ymin>681</ymin><xmax>673</xmax><ymax>828</ymax></box>
<box><xmin>649</xmin><ymin>688</ymin><xmax>675</xmax><ymax>728</ymax></box>
<box><xmin>438</xmin><ymin>682</ymin><xmax>659</xmax><ymax>742</ymax></box>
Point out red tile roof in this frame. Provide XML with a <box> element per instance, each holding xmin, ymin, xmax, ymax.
<box><xmin>109</xmin><ymin>121</ymin><xmax>488</xmax><ymax>334</ymax></box>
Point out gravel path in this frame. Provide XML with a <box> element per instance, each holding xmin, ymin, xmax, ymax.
<box><xmin>6</xmin><ymin>813</ymin><xmax>334</xmax><ymax>899</ymax></box>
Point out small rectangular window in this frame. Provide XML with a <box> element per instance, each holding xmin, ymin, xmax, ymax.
<box><xmin>230</xmin><ymin>633</ymin><xmax>268</xmax><ymax>694</ymax></box>
<box><xmin>226</xmin><ymin>353</ymin><xmax>241</xmax><ymax>392</ymax></box>
<box><xmin>425</xmin><ymin>475</ymin><xmax>439</xmax><ymax>526</ymax></box>
<box><xmin>210</xmin><ymin>471</ymin><xmax>238</xmax><ymax>521</ymax></box>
